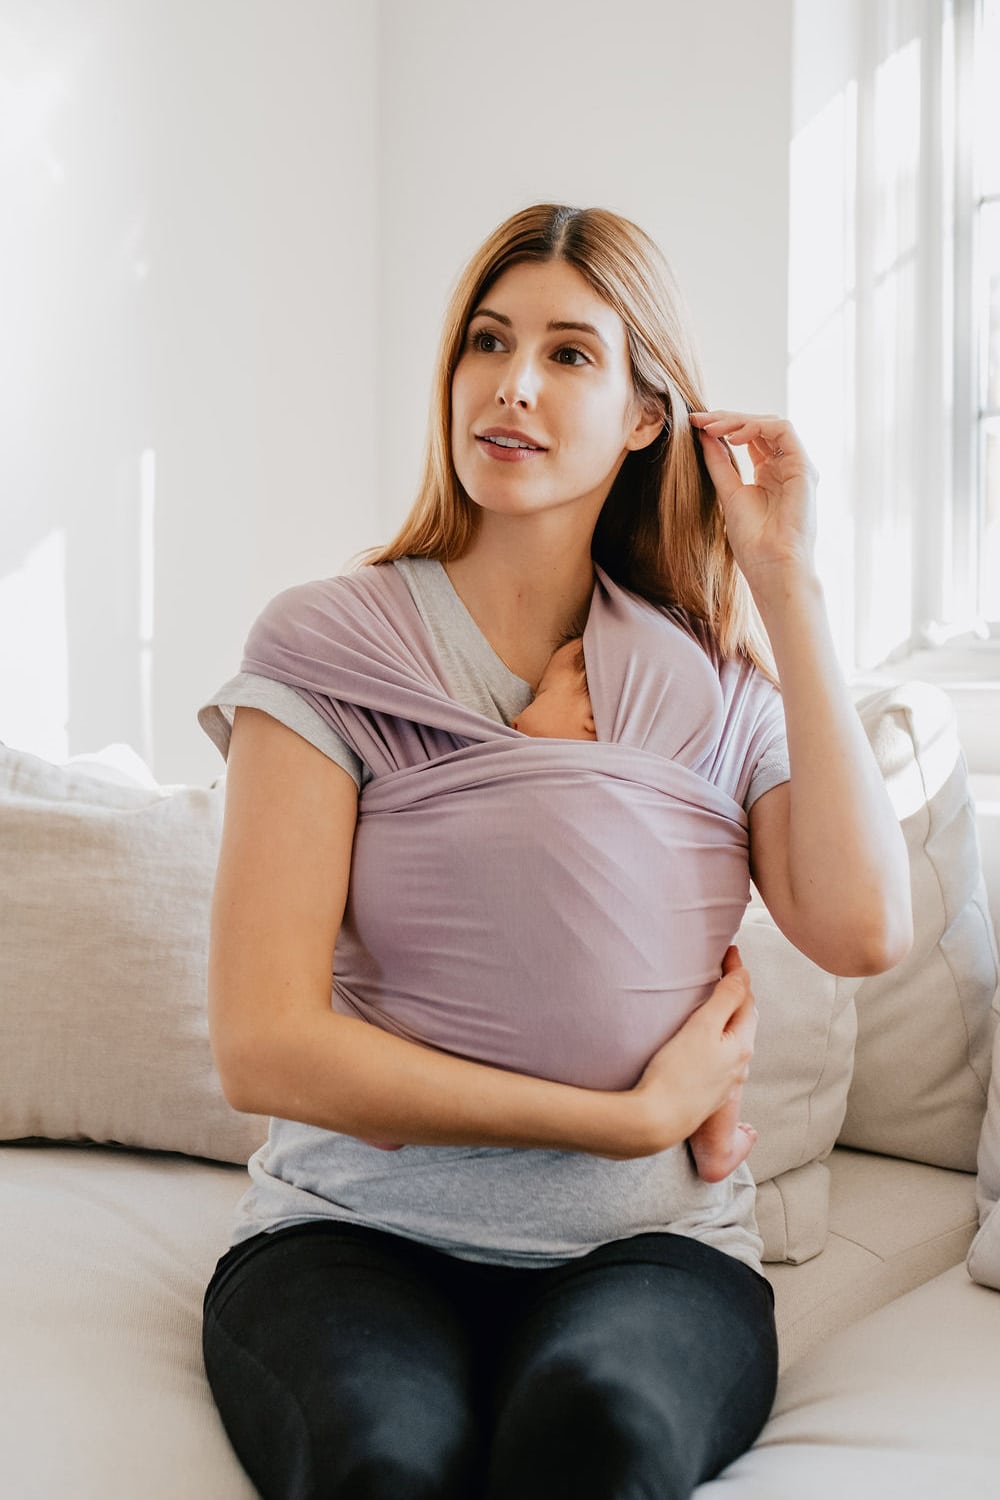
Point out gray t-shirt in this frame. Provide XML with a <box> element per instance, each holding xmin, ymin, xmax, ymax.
<box><xmin>198</xmin><ymin>556</ymin><xmax>790</xmax><ymax>1273</ymax></box>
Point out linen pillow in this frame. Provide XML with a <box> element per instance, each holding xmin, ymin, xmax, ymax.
<box><xmin>0</xmin><ymin>743</ymin><xmax>268</xmax><ymax>1164</ymax></box>
<box><xmin>735</xmin><ymin>894</ymin><xmax>862</xmax><ymax>1264</ymax></box>
<box><xmin>733</xmin><ymin>678</ymin><xmax>997</xmax><ymax>1262</ymax></box>
<box><xmin>968</xmin><ymin>985</ymin><xmax>1000</xmax><ymax>1290</ymax></box>
<box><xmin>838</xmin><ymin>682</ymin><xmax>999</xmax><ymax>1170</ymax></box>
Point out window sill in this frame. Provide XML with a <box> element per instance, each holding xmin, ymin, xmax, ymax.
<box><xmin>850</xmin><ymin>639</ymin><xmax>1000</xmax><ymax>775</ymax></box>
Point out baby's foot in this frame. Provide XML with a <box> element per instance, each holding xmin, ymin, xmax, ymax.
<box><xmin>690</xmin><ymin>1122</ymin><xmax>758</xmax><ymax>1184</ymax></box>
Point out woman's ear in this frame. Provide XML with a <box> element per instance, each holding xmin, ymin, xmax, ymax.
<box><xmin>625</xmin><ymin>399</ymin><xmax>667</xmax><ymax>454</ymax></box>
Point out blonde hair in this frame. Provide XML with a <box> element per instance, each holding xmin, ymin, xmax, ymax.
<box><xmin>360</xmin><ymin>203</ymin><xmax>776</xmax><ymax>679</ymax></box>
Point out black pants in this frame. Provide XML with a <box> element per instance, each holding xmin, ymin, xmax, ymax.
<box><xmin>202</xmin><ymin>1220</ymin><xmax>778</xmax><ymax>1500</ymax></box>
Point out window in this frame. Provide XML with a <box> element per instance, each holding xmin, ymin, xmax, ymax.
<box><xmin>973</xmin><ymin>0</ymin><xmax>1000</xmax><ymax>622</ymax></box>
<box><xmin>789</xmin><ymin>0</ymin><xmax>1000</xmax><ymax>673</ymax></box>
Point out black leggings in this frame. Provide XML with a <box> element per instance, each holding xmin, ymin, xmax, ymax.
<box><xmin>202</xmin><ymin>1220</ymin><xmax>778</xmax><ymax>1500</ymax></box>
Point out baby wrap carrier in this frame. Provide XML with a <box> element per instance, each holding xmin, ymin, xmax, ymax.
<box><xmin>242</xmin><ymin>563</ymin><xmax>751</xmax><ymax>1092</ymax></box>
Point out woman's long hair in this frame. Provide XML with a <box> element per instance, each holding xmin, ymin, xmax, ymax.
<box><xmin>359</xmin><ymin>203</ymin><xmax>776</xmax><ymax>679</ymax></box>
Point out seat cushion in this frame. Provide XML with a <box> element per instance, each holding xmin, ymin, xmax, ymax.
<box><xmin>698</xmin><ymin>1263</ymin><xmax>1000</xmax><ymax>1498</ymax></box>
<box><xmin>0</xmin><ymin>1143</ymin><xmax>255</xmax><ymax>1500</ymax></box>
<box><xmin>0</xmin><ymin>1140</ymin><xmax>988</xmax><ymax>1499</ymax></box>
<box><xmin>766</xmin><ymin>1146</ymin><xmax>979</xmax><ymax>1368</ymax></box>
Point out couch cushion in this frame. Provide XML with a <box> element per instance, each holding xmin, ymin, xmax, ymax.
<box><xmin>699</xmin><ymin>1263</ymin><xmax>1000</xmax><ymax>1498</ymax></box>
<box><xmin>736</xmin><ymin>903</ymin><xmax>860</xmax><ymax>1264</ymax></box>
<box><xmin>736</xmin><ymin>678</ymin><xmax>996</xmax><ymax>1265</ymax></box>
<box><xmin>0</xmin><ymin>1141</ymin><xmax>985</xmax><ymax>1500</ymax></box>
<box><xmin>839</xmin><ymin>682</ymin><xmax>998</xmax><ymax>1170</ymax></box>
<box><xmin>0</xmin><ymin>1143</ymin><xmax>255</xmax><ymax>1500</ymax></box>
<box><xmin>0</xmin><ymin>744</ymin><xmax>268</xmax><ymax>1164</ymax></box>
<box><xmin>766</xmin><ymin>1147</ymin><xmax>979</xmax><ymax>1369</ymax></box>
<box><xmin>968</xmin><ymin>973</ymin><xmax>1000</xmax><ymax>1289</ymax></box>
<box><xmin>731</xmin><ymin>681</ymin><xmax>995</xmax><ymax>1266</ymax></box>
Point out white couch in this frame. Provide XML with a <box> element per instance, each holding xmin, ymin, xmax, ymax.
<box><xmin>2</xmin><ymin>679</ymin><xmax>999</xmax><ymax>1500</ymax></box>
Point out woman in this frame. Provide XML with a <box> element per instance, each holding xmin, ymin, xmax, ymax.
<box><xmin>198</xmin><ymin>203</ymin><xmax>911</xmax><ymax>1500</ymax></box>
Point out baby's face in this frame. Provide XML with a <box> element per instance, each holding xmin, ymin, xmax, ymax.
<box><xmin>511</xmin><ymin>640</ymin><xmax>597</xmax><ymax>741</ymax></box>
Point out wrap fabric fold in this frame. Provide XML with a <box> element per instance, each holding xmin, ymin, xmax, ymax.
<box><xmin>242</xmin><ymin>564</ymin><xmax>751</xmax><ymax>1091</ymax></box>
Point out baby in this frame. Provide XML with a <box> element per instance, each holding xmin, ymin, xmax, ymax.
<box><xmin>511</xmin><ymin>635</ymin><xmax>758</xmax><ymax>1184</ymax></box>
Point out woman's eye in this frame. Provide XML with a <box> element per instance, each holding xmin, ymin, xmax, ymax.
<box><xmin>470</xmin><ymin>329</ymin><xmax>502</xmax><ymax>353</ymax></box>
<box><xmin>554</xmin><ymin>346</ymin><xmax>590</xmax><ymax>366</ymax></box>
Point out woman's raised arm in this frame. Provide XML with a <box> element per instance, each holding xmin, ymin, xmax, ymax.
<box><xmin>691</xmin><ymin>411</ymin><xmax>914</xmax><ymax>976</ymax></box>
<box><xmin>208</xmin><ymin>706</ymin><xmax>755</xmax><ymax>1158</ymax></box>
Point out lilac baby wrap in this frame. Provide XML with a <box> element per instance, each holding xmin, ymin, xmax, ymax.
<box><xmin>241</xmin><ymin>563</ymin><xmax>751</xmax><ymax>1092</ymax></box>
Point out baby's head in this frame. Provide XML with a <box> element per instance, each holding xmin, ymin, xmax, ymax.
<box><xmin>511</xmin><ymin>636</ymin><xmax>596</xmax><ymax>741</ymax></box>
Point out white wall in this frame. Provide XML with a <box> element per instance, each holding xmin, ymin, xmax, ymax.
<box><xmin>377</xmin><ymin>0</ymin><xmax>794</xmax><ymax>536</ymax></box>
<box><xmin>1</xmin><ymin>0</ymin><xmax>378</xmax><ymax>783</ymax></box>
<box><xmin>1</xmin><ymin>0</ymin><xmax>793</xmax><ymax>786</ymax></box>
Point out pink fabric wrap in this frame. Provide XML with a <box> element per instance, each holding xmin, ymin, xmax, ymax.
<box><xmin>241</xmin><ymin>564</ymin><xmax>751</xmax><ymax>1091</ymax></box>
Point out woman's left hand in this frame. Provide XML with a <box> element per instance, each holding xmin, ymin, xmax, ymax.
<box><xmin>689</xmin><ymin>411</ymin><xmax>818</xmax><ymax>593</ymax></box>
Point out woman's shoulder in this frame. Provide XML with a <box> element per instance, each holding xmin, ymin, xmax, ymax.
<box><xmin>237</xmin><ymin>565</ymin><xmax>424</xmax><ymax>682</ymax></box>
<box><xmin>248</xmin><ymin>563</ymin><xmax>408</xmax><ymax>633</ymax></box>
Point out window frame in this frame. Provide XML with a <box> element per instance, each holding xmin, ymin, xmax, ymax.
<box><xmin>955</xmin><ymin>0</ymin><xmax>999</xmax><ymax>635</ymax></box>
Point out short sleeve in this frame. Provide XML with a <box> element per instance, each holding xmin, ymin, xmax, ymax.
<box><xmin>711</xmin><ymin>653</ymin><xmax>790</xmax><ymax>814</ymax></box>
<box><xmin>740</xmin><ymin>680</ymin><xmax>790</xmax><ymax>812</ymax></box>
<box><xmin>745</xmin><ymin>745</ymin><xmax>790</xmax><ymax>811</ymax></box>
<box><xmin>197</xmin><ymin>671</ymin><xmax>367</xmax><ymax>789</ymax></box>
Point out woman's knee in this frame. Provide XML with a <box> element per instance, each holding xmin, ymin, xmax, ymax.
<box><xmin>488</xmin><ymin>1354</ymin><xmax>698</xmax><ymax>1500</ymax></box>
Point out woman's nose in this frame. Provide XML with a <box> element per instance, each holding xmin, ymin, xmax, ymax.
<box><xmin>496</xmin><ymin>355</ymin><xmax>539</xmax><ymax>408</ymax></box>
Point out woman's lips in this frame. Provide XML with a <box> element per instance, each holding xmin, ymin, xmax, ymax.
<box><xmin>475</xmin><ymin>436</ymin><xmax>546</xmax><ymax>463</ymax></box>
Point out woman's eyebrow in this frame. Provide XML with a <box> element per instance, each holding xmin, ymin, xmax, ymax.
<box><xmin>470</xmin><ymin>306</ymin><xmax>610</xmax><ymax>351</ymax></box>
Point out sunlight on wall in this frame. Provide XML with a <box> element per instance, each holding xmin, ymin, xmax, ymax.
<box><xmin>788</xmin><ymin>83</ymin><xmax>857</xmax><ymax>668</ymax></box>
<box><xmin>0</xmin><ymin>530</ymin><xmax>69</xmax><ymax>761</ymax></box>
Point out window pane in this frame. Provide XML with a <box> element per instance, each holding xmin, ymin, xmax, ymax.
<box><xmin>982</xmin><ymin>417</ymin><xmax>1000</xmax><ymax>620</ymax></box>
<box><xmin>983</xmin><ymin>201</ymin><xmax>1000</xmax><ymax>411</ymax></box>
<box><xmin>980</xmin><ymin>0</ymin><xmax>1000</xmax><ymax>197</ymax></box>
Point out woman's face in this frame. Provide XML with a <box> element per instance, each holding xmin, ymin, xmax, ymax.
<box><xmin>450</xmin><ymin>259</ymin><xmax>661</xmax><ymax>527</ymax></box>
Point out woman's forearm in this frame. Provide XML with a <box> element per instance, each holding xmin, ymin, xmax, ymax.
<box><xmin>223</xmin><ymin>955</ymin><xmax>757</xmax><ymax>1160</ymax></box>
<box><xmin>226</xmin><ymin>1005</ymin><xmax>667</xmax><ymax>1158</ymax></box>
<box><xmin>752</xmin><ymin>565</ymin><xmax>913</xmax><ymax>972</ymax></box>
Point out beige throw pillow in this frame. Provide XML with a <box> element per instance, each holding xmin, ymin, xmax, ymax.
<box><xmin>734</xmin><ymin>679</ymin><xmax>997</xmax><ymax>1262</ymax></box>
<box><xmin>735</xmin><ymin>896</ymin><xmax>862</xmax><ymax>1264</ymax></box>
<box><xmin>968</xmin><ymin>986</ymin><xmax>1000</xmax><ymax>1290</ymax></box>
<box><xmin>0</xmin><ymin>744</ymin><xmax>268</xmax><ymax>1164</ymax></box>
<box><xmin>839</xmin><ymin>683</ymin><xmax>998</xmax><ymax>1171</ymax></box>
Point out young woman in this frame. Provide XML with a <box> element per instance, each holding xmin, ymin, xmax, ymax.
<box><xmin>198</xmin><ymin>203</ymin><xmax>911</xmax><ymax>1500</ymax></box>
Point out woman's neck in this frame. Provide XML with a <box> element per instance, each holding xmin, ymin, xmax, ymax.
<box><xmin>443</xmin><ymin>526</ymin><xmax>597</xmax><ymax>687</ymax></box>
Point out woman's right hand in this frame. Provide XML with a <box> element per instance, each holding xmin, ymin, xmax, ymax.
<box><xmin>625</xmin><ymin>946</ymin><xmax>758</xmax><ymax>1159</ymax></box>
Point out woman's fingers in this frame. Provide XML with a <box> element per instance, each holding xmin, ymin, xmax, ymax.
<box><xmin>707</xmin><ymin>951</ymin><xmax>756</xmax><ymax>1061</ymax></box>
<box><xmin>690</xmin><ymin>410</ymin><xmax>790</xmax><ymax>444</ymax></box>
<box><xmin>631</xmin><ymin>952</ymin><xmax>759</xmax><ymax>1149</ymax></box>
<box><xmin>695</xmin><ymin>426</ymin><xmax>742</xmax><ymax>501</ymax></box>
<box><xmin>748</xmin><ymin>437</ymin><xmax>776</xmax><ymax>467</ymax></box>
<box><xmin>721</xmin><ymin>943</ymin><xmax>743</xmax><ymax>975</ymax></box>
<box><xmin>690</xmin><ymin>411</ymin><xmax>815</xmax><ymax>478</ymax></box>
<box><xmin>715</xmin><ymin>945</ymin><xmax>752</xmax><ymax>1003</ymax></box>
